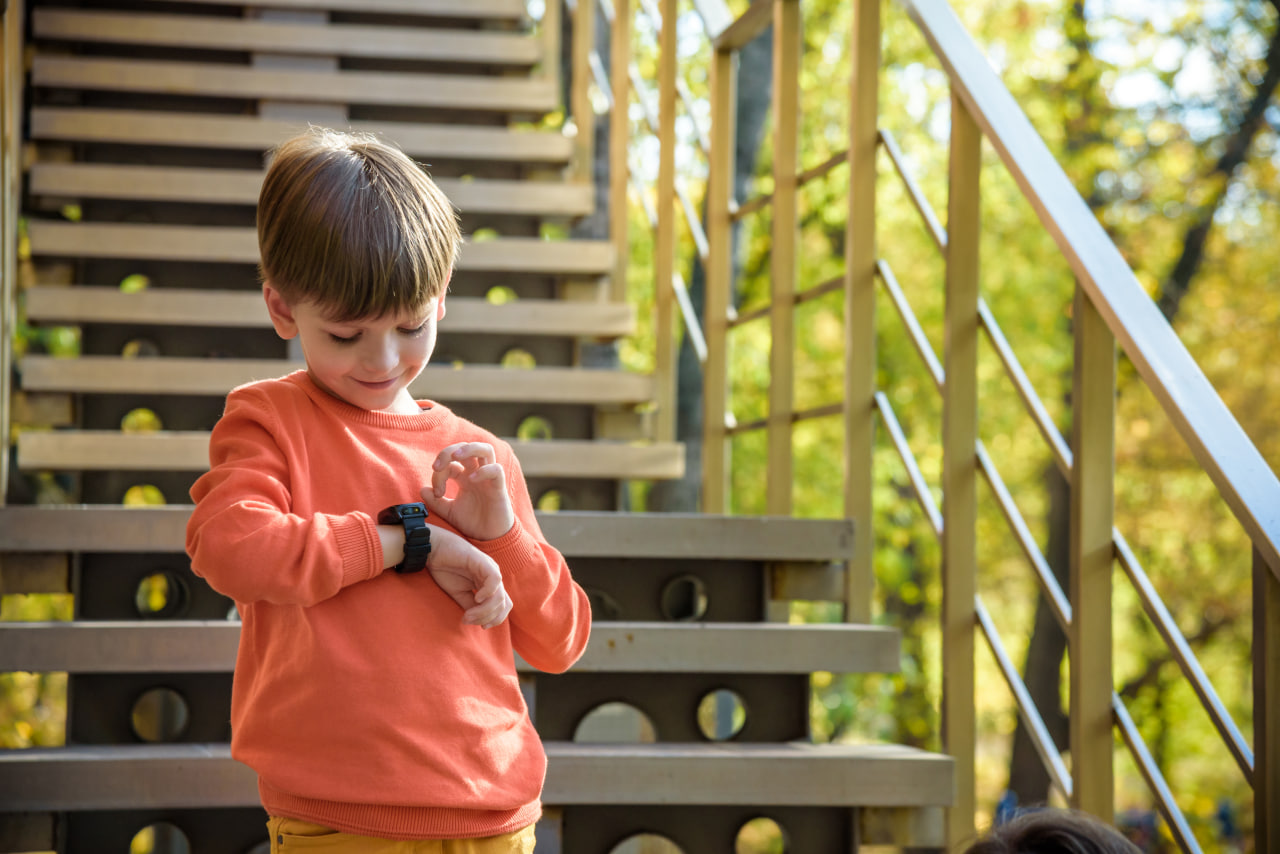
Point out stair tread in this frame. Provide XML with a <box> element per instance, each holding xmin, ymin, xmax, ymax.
<box><xmin>0</xmin><ymin>741</ymin><xmax>953</xmax><ymax>811</ymax></box>
<box><xmin>20</xmin><ymin>357</ymin><xmax>651</xmax><ymax>404</ymax></box>
<box><xmin>17</xmin><ymin>432</ymin><xmax>685</xmax><ymax>479</ymax></box>
<box><xmin>33</xmin><ymin>9</ymin><xmax>541</xmax><ymax>65</ymax></box>
<box><xmin>29</xmin><ymin>163</ymin><xmax>594</xmax><ymax>217</ymax></box>
<box><xmin>30</xmin><ymin>108</ymin><xmax>573</xmax><ymax>163</ymax></box>
<box><xmin>0</xmin><ymin>620</ymin><xmax>900</xmax><ymax>675</ymax></box>
<box><xmin>25</xmin><ymin>286</ymin><xmax>631</xmax><ymax>336</ymax></box>
<box><xmin>0</xmin><ymin>507</ymin><xmax>854</xmax><ymax>560</ymax></box>
<box><xmin>27</xmin><ymin>223</ymin><xmax>613</xmax><ymax>274</ymax></box>
<box><xmin>136</xmin><ymin>0</ymin><xmax>529</xmax><ymax>17</ymax></box>
<box><xmin>32</xmin><ymin>56</ymin><xmax>556</xmax><ymax>113</ymax></box>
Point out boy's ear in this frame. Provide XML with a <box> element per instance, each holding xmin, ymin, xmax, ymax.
<box><xmin>436</xmin><ymin>291</ymin><xmax>447</xmax><ymax>321</ymax></box>
<box><xmin>262</xmin><ymin>284</ymin><xmax>299</xmax><ymax>339</ymax></box>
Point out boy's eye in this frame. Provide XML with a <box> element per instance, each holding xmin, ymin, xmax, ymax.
<box><xmin>399</xmin><ymin>322</ymin><xmax>429</xmax><ymax>336</ymax></box>
<box><xmin>328</xmin><ymin>332</ymin><xmax>358</xmax><ymax>344</ymax></box>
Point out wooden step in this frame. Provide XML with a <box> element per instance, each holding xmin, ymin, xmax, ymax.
<box><xmin>32</xmin><ymin>56</ymin><xmax>557</xmax><ymax>113</ymax></box>
<box><xmin>19</xmin><ymin>357</ymin><xmax>651</xmax><ymax>405</ymax></box>
<box><xmin>0</xmin><ymin>507</ymin><xmax>853</xmax><ymax>561</ymax></box>
<box><xmin>25</xmin><ymin>287</ymin><xmax>633</xmax><ymax>337</ymax></box>
<box><xmin>27</xmin><ymin>223</ymin><xmax>613</xmax><ymax>275</ymax></box>
<box><xmin>29</xmin><ymin>163</ymin><xmax>594</xmax><ymax>217</ymax></box>
<box><xmin>0</xmin><ymin>621</ymin><xmax>899</xmax><ymax>675</ymax></box>
<box><xmin>33</xmin><ymin>9</ymin><xmax>541</xmax><ymax>66</ymax></box>
<box><xmin>17</xmin><ymin>432</ymin><xmax>684</xmax><ymax>480</ymax></box>
<box><xmin>136</xmin><ymin>0</ymin><xmax>529</xmax><ymax>17</ymax></box>
<box><xmin>0</xmin><ymin>741</ymin><xmax>953</xmax><ymax>811</ymax></box>
<box><xmin>30</xmin><ymin>108</ymin><xmax>573</xmax><ymax>163</ymax></box>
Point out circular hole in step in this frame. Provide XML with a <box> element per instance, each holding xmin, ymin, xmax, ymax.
<box><xmin>696</xmin><ymin>688</ymin><xmax>747</xmax><ymax>741</ymax></box>
<box><xmin>485</xmin><ymin>285</ymin><xmax>518</xmax><ymax>304</ymax></box>
<box><xmin>134</xmin><ymin>571</ymin><xmax>190</xmax><ymax>619</ymax></box>
<box><xmin>585</xmin><ymin>587</ymin><xmax>622</xmax><ymax>620</ymax></box>
<box><xmin>130</xmin><ymin>822</ymin><xmax>191</xmax><ymax>854</ymax></box>
<box><xmin>607</xmin><ymin>835</ymin><xmax>685</xmax><ymax>854</ymax></box>
<box><xmin>536</xmin><ymin>488</ymin><xmax>564</xmax><ymax>512</ymax></box>
<box><xmin>500</xmin><ymin>348</ymin><xmax>537</xmax><ymax>370</ymax></box>
<box><xmin>659</xmin><ymin>574</ymin><xmax>708</xmax><ymax>621</ymax></box>
<box><xmin>735</xmin><ymin>817</ymin><xmax>788</xmax><ymax>854</ymax></box>
<box><xmin>121</xmin><ymin>407</ymin><xmax>163</xmax><ymax>433</ymax></box>
<box><xmin>131</xmin><ymin>688</ymin><xmax>191</xmax><ymax>744</ymax></box>
<box><xmin>517</xmin><ymin>415</ymin><xmax>553</xmax><ymax>441</ymax></box>
<box><xmin>573</xmin><ymin>701</ymin><xmax>657</xmax><ymax>744</ymax></box>
<box><xmin>122</xmin><ymin>484</ymin><xmax>167</xmax><ymax>506</ymax></box>
<box><xmin>122</xmin><ymin>338</ymin><xmax>162</xmax><ymax>358</ymax></box>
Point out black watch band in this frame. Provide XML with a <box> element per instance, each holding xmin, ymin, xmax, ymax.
<box><xmin>376</xmin><ymin>502</ymin><xmax>432</xmax><ymax>573</ymax></box>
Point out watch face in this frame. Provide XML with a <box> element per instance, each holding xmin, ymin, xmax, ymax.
<box><xmin>398</xmin><ymin>504</ymin><xmax>426</xmax><ymax>519</ymax></box>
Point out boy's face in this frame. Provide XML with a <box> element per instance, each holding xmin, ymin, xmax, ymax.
<box><xmin>263</xmin><ymin>285</ymin><xmax>445</xmax><ymax>415</ymax></box>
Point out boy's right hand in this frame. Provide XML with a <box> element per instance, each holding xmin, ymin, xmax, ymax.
<box><xmin>426</xmin><ymin>526</ymin><xmax>512</xmax><ymax>629</ymax></box>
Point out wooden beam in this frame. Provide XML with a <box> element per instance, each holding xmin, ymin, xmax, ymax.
<box><xmin>0</xmin><ymin>507</ymin><xmax>854</xmax><ymax>561</ymax></box>
<box><xmin>136</xmin><ymin>0</ymin><xmax>528</xmax><ymax>16</ymax></box>
<box><xmin>17</xmin><ymin>432</ymin><xmax>685</xmax><ymax>480</ymax></box>
<box><xmin>30</xmin><ymin>108</ymin><xmax>574</xmax><ymax>163</ymax></box>
<box><xmin>32</xmin><ymin>56</ymin><xmax>557</xmax><ymax>113</ymax></box>
<box><xmin>0</xmin><ymin>741</ymin><xmax>953</xmax><ymax>811</ymax></box>
<box><xmin>652</xmin><ymin>0</ymin><xmax>678</xmax><ymax>444</ymax></box>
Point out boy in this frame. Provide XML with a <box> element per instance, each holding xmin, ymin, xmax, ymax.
<box><xmin>186</xmin><ymin>129</ymin><xmax>591</xmax><ymax>851</ymax></box>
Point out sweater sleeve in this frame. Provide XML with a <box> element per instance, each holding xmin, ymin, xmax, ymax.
<box><xmin>185</xmin><ymin>386</ymin><xmax>384</xmax><ymax>607</ymax></box>
<box><xmin>474</xmin><ymin>442</ymin><xmax>591</xmax><ymax>674</ymax></box>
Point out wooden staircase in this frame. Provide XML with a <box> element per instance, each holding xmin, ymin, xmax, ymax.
<box><xmin>0</xmin><ymin>1</ymin><xmax>953</xmax><ymax>852</ymax></box>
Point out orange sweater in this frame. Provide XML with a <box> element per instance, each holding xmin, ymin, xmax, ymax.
<box><xmin>186</xmin><ymin>371</ymin><xmax>590</xmax><ymax>839</ymax></box>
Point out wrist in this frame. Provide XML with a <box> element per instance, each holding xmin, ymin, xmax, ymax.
<box><xmin>377</xmin><ymin>524</ymin><xmax>406</xmax><ymax>571</ymax></box>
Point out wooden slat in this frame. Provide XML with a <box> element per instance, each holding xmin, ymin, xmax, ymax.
<box><xmin>32</xmin><ymin>56</ymin><xmax>556</xmax><ymax>113</ymax></box>
<box><xmin>0</xmin><ymin>507</ymin><xmax>853</xmax><ymax>561</ymax></box>
<box><xmin>0</xmin><ymin>741</ymin><xmax>952</xmax><ymax>811</ymax></box>
<box><xmin>28</xmin><ymin>164</ymin><xmax>593</xmax><ymax>217</ymax></box>
<box><xmin>33</xmin><ymin>9</ymin><xmax>540</xmax><ymax>66</ymax></box>
<box><xmin>137</xmin><ymin>0</ymin><xmax>528</xmax><ymax>16</ymax></box>
<box><xmin>29</xmin><ymin>108</ymin><xmax>573</xmax><ymax>163</ymax></box>
<box><xmin>0</xmin><ymin>620</ymin><xmax>899</xmax><ymax>675</ymax></box>
<box><xmin>17</xmin><ymin>432</ymin><xmax>684</xmax><ymax>479</ymax></box>
<box><xmin>19</xmin><ymin>357</ymin><xmax>652</xmax><ymax>405</ymax></box>
<box><xmin>24</xmin><ymin>287</ymin><xmax>633</xmax><ymax>337</ymax></box>
<box><xmin>27</xmin><ymin>223</ymin><xmax>612</xmax><ymax>275</ymax></box>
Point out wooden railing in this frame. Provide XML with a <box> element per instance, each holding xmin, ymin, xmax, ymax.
<box><xmin>566</xmin><ymin>0</ymin><xmax>1280</xmax><ymax>847</ymax></box>
<box><xmin>0</xmin><ymin>1</ymin><xmax>23</xmax><ymax>508</ymax></box>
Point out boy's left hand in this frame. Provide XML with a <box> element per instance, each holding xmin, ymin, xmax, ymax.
<box><xmin>420</xmin><ymin>442</ymin><xmax>515</xmax><ymax>541</ymax></box>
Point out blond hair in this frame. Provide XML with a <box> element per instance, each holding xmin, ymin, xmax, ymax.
<box><xmin>257</xmin><ymin>128</ymin><xmax>460</xmax><ymax>319</ymax></box>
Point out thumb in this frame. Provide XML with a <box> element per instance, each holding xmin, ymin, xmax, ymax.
<box><xmin>418</xmin><ymin>486</ymin><xmax>452</xmax><ymax>520</ymax></box>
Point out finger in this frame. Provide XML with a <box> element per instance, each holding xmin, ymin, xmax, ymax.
<box><xmin>432</xmin><ymin>460</ymin><xmax>467</xmax><ymax>497</ymax></box>
<box><xmin>468</xmin><ymin>462</ymin><xmax>507</xmax><ymax>486</ymax></box>
<box><xmin>451</xmin><ymin>442</ymin><xmax>496</xmax><ymax>467</ymax></box>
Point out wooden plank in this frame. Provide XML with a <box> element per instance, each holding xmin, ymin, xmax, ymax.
<box><xmin>30</xmin><ymin>108</ymin><xmax>574</xmax><ymax>163</ymax></box>
<box><xmin>27</xmin><ymin>223</ymin><xmax>613</xmax><ymax>275</ymax></box>
<box><xmin>17</xmin><ymin>431</ymin><xmax>684</xmax><ymax>479</ymax></box>
<box><xmin>702</xmin><ymin>44</ymin><xmax>734</xmax><ymax>514</ymax></box>
<box><xmin>33</xmin><ymin>9</ymin><xmax>540</xmax><ymax>66</ymax></box>
<box><xmin>608</xmin><ymin>0</ymin><xmax>632</xmax><ymax>304</ymax></box>
<box><xmin>1069</xmin><ymin>285</ymin><xmax>1115</xmax><ymax>819</ymax></box>
<box><xmin>941</xmin><ymin>90</ymin><xmax>980</xmax><ymax>846</ymax></box>
<box><xmin>713</xmin><ymin>0</ymin><xmax>772</xmax><ymax>52</ymax></box>
<box><xmin>0</xmin><ymin>620</ymin><xmax>899</xmax><ymax>675</ymax></box>
<box><xmin>138</xmin><ymin>0</ymin><xmax>528</xmax><ymax>16</ymax></box>
<box><xmin>32</xmin><ymin>56</ymin><xmax>556</xmax><ymax>113</ymax></box>
<box><xmin>20</xmin><ymin>357</ymin><xmax>652</xmax><ymax>405</ymax></box>
<box><xmin>0</xmin><ymin>507</ymin><xmax>854</xmax><ymax>561</ymax></box>
<box><xmin>24</xmin><ymin>287</ymin><xmax>633</xmax><ymax>337</ymax></box>
<box><xmin>28</xmin><ymin>164</ymin><xmax>593</xmax><ymax>217</ymax></box>
<box><xmin>652</xmin><ymin>0</ymin><xmax>677</xmax><ymax>445</ymax></box>
<box><xmin>0</xmin><ymin>741</ymin><xmax>953</xmax><ymax>811</ymax></box>
<box><xmin>1256</xmin><ymin>547</ymin><xmax>1280</xmax><ymax>851</ymax></box>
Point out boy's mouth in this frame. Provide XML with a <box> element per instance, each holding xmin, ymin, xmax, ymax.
<box><xmin>354</xmin><ymin>377</ymin><xmax>397</xmax><ymax>390</ymax></box>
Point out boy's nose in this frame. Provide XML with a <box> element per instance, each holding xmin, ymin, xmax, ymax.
<box><xmin>361</xmin><ymin>336</ymin><xmax>399</xmax><ymax>374</ymax></box>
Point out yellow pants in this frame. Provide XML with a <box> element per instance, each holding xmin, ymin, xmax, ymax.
<box><xmin>267</xmin><ymin>816</ymin><xmax>537</xmax><ymax>853</ymax></box>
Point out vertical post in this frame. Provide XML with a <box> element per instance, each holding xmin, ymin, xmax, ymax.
<box><xmin>653</xmin><ymin>0</ymin><xmax>678</xmax><ymax>444</ymax></box>
<box><xmin>569</xmin><ymin>0</ymin><xmax>596</xmax><ymax>183</ymax></box>
<box><xmin>941</xmin><ymin>90</ymin><xmax>980</xmax><ymax>847</ymax></box>
<box><xmin>766</xmin><ymin>0</ymin><xmax>799</xmax><ymax>516</ymax></box>
<box><xmin>0</xmin><ymin>0</ymin><xmax>22</xmax><ymax>508</ymax></box>
<box><xmin>540</xmin><ymin>0</ymin><xmax>562</xmax><ymax>99</ymax></box>
<box><xmin>1069</xmin><ymin>284</ymin><xmax>1115</xmax><ymax>820</ymax></box>
<box><xmin>1254</xmin><ymin>548</ymin><xmax>1280</xmax><ymax>852</ymax></box>
<box><xmin>702</xmin><ymin>45</ymin><xmax>736</xmax><ymax>515</ymax></box>
<box><xmin>843</xmin><ymin>0</ymin><xmax>879</xmax><ymax>624</ymax></box>
<box><xmin>609</xmin><ymin>0</ymin><xmax>630</xmax><ymax>303</ymax></box>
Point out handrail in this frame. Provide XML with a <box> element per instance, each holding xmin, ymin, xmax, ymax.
<box><xmin>901</xmin><ymin>0</ymin><xmax>1280</xmax><ymax>579</ymax></box>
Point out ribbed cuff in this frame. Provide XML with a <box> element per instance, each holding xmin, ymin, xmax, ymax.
<box><xmin>473</xmin><ymin>519</ymin><xmax>544</xmax><ymax>575</ymax></box>
<box><xmin>333</xmin><ymin>513</ymin><xmax>382</xmax><ymax>589</ymax></box>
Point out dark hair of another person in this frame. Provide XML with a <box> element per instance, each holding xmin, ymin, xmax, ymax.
<box><xmin>965</xmin><ymin>810</ymin><xmax>1142</xmax><ymax>854</ymax></box>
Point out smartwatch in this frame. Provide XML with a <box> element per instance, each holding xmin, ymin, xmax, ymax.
<box><xmin>377</xmin><ymin>502</ymin><xmax>432</xmax><ymax>573</ymax></box>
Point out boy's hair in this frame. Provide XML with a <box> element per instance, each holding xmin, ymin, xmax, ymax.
<box><xmin>257</xmin><ymin>128</ymin><xmax>461</xmax><ymax>320</ymax></box>
<box><xmin>965</xmin><ymin>810</ymin><xmax>1141</xmax><ymax>854</ymax></box>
